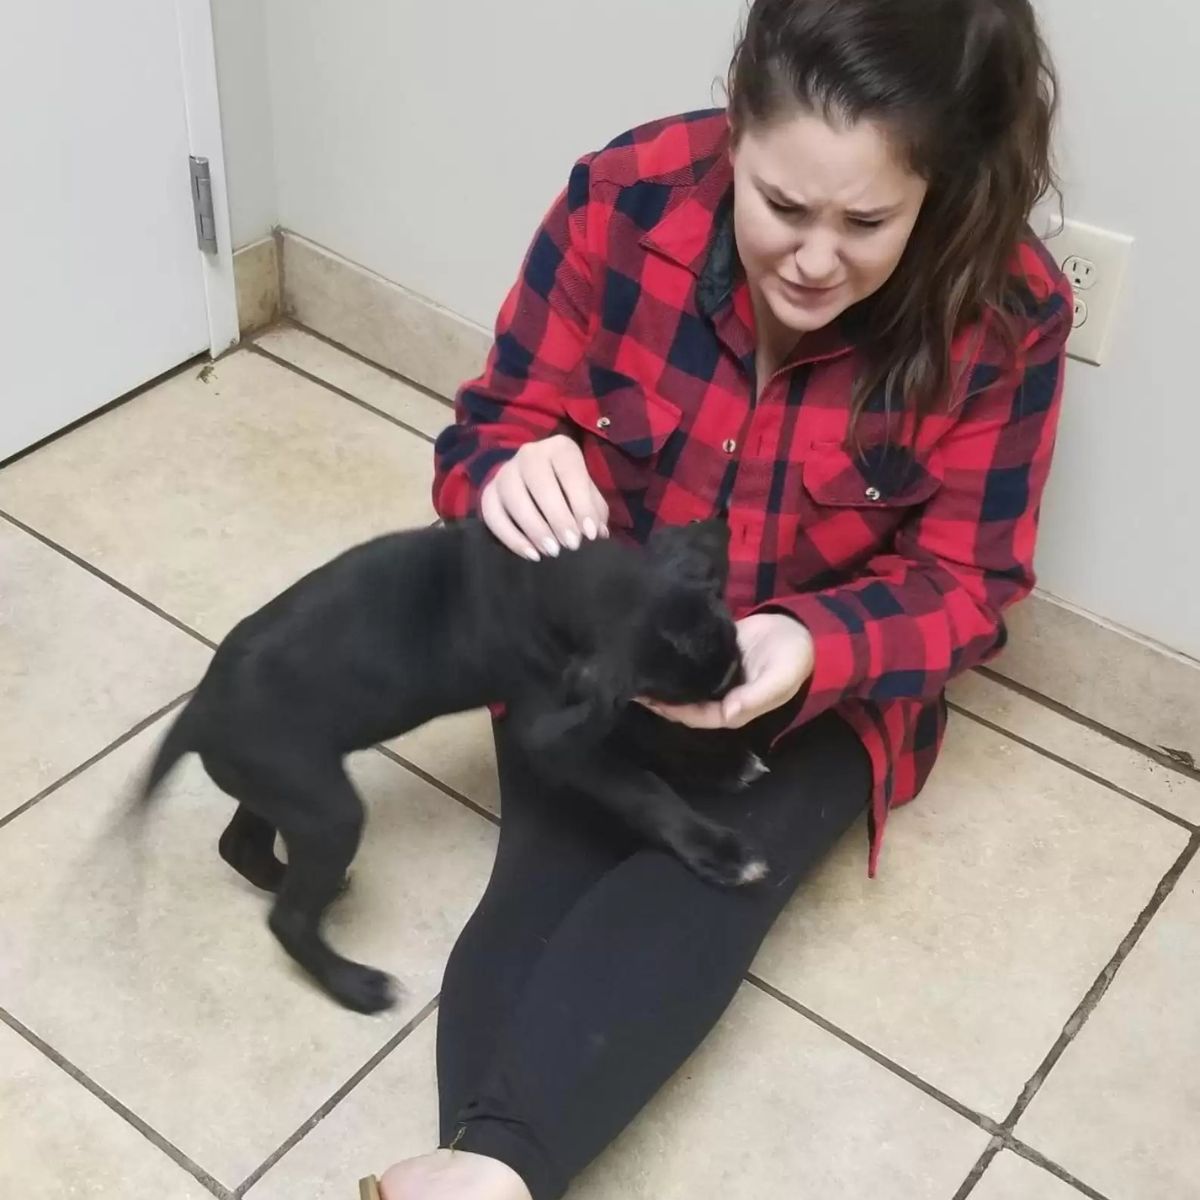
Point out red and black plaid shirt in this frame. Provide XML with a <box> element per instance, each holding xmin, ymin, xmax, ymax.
<box><xmin>433</xmin><ymin>110</ymin><xmax>1072</xmax><ymax>874</ymax></box>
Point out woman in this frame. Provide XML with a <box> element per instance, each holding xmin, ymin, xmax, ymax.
<box><xmin>383</xmin><ymin>1</ymin><xmax>1071</xmax><ymax>1196</ymax></box>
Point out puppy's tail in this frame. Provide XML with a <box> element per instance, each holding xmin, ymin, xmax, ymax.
<box><xmin>137</xmin><ymin>700</ymin><xmax>200</xmax><ymax>807</ymax></box>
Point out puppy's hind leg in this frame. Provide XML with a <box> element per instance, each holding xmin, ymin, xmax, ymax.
<box><xmin>218</xmin><ymin>804</ymin><xmax>287</xmax><ymax>893</ymax></box>
<box><xmin>202</xmin><ymin>754</ymin><xmax>288</xmax><ymax>892</ymax></box>
<box><xmin>269</xmin><ymin>762</ymin><xmax>397</xmax><ymax>1015</ymax></box>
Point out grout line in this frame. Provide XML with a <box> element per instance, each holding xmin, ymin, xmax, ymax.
<box><xmin>744</xmin><ymin>974</ymin><xmax>1002</xmax><ymax>1136</ymax></box>
<box><xmin>949</xmin><ymin>1137</ymin><xmax>1003</xmax><ymax>1200</ymax></box>
<box><xmin>1000</xmin><ymin>832</ymin><xmax>1199</xmax><ymax>1130</ymax></box>
<box><xmin>1003</xmin><ymin>1135</ymin><xmax>1116</xmax><ymax>1200</ymax></box>
<box><xmin>233</xmin><ymin>996</ymin><xmax>440</xmax><ymax>1196</ymax></box>
<box><xmin>271</xmin><ymin>318</ymin><xmax>457</xmax><ymax>411</ymax></box>
<box><xmin>0</xmin><ymin>690</ymin><xmax>194</xmax><ymax>834</ymax></box>
<box><xmin>0</xmin><ymin>509</ymin><xmax>216</xmax><ymax>651</ymax></box>
<box><xmin>749</xmin><ymin>972</ymin><xmax>1118</xmax><ymax>1200</ymax></box>
<box><xmin>1006</xmin><ymin>832</ymin><xmax>1199</xmax><ymax>1124</ymax></box>
<box><xmin>246</xmin><ymin>341</ymin><xmax>438</xmax><ymax>446</ymax></box>
<box><xmin>374</xmin><ymin>745</ymin><xmax>500</xmax><ymax>828</ymax></box>
<box><xmin>978</xmin><ymin>666</ymin><xmax>1200</xmax><ymax>785</ymax></box>
<box><xmin>948</xmin><ymin>702</ymin><xmax>1196</xmax><ymax>833</ymax></box>
<box><xmin>0</xmin><ymin>1006</ymin><xmax>233</xmax><ymax>1199</ymax></box>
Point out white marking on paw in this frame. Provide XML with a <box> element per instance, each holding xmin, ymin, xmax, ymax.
<box><xmin>739</xmin><ymin>859</ymin><xmax>769</xmax><ymax>885</ymax></box>
<box><xmin>738</xmin><ymin>753</ymin><xmax>770</xmax><ymax>788</ymax></box>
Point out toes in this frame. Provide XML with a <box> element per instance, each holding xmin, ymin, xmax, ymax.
<box><xmin>737</xmin><ymin>752</ymin><xmax>771</xmax><ymax>789</ymax></box>
<box><xmin>678</xmin><ymin>822</ymin><xmax>768</xmax><ymax>888</ymax></box>
<box><xmin>332</xmin><ymin>966</ymin><xmax>400</xmax><ymax>1014</ymax></box>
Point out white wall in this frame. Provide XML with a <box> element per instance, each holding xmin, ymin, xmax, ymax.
<box><xmin>1031</xmin><ymin>0</ymin><xmax>1199</xmax><ymax>658</ymax></box>
<box><xmin>214</xmin><ymin>0</ymin><xmax>1199</xmax><ymax>658</ymax></box>
<box><xmin>261</xmin><ymin>0</ymin><xmax>743</xmax><ymax>328</ymax></box>
<box><xmin>211</xmin><ymin>0</ymin><xmax>277</xmax><ymax>248</ymax></box>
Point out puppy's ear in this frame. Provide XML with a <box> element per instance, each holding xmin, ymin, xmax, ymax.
<box><xmin>647</xmin><ymin>520</ymin><xmax>730</xmax><ymax>594</ymax></box>
<box><xmin>520</xmin><ymin>658</ymin><xmax>629</xmax><ymax>753</ymax></box>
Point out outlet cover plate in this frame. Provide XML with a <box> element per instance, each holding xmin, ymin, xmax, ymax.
<box><xmin>1045</xmin><ymin>219</ymin><xmax>1133</xmax><ymax>366</ymax></box>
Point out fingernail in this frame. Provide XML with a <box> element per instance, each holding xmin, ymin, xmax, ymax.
<box><xmin>600</xmin><ymin>525</ymin><xmax>610</xmax><ymax>538</ymax></box>
<box><xmin>582</xmin><ymin>518</ymin><xmax>598</xmax><ymax>541</ymax></box>
<box><xmin>542</xmin><ymin>538</ymin><xmax>560</xmax><ymax>558</ymax></box>
<box><xmin>524</xmin><ymin>546</ymin><xmax>541</xmax><ymax>562</ymax></box>
<box><xmin>562</xmin><ymin>528</ymin><xmax>581</xmax><ymax>551</ymax></box>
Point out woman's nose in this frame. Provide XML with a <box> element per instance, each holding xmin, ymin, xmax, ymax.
<box><xmin>794</xmin><ymin>234</ymin><xmax>840</xmax><ymax>284</ymax></box>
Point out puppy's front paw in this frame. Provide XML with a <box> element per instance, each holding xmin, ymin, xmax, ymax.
<box><xmin>676</xmin><ymin>819</ymin><xmax>769</xmax><ymax>888</ymax></box>
<box><xmin>328</xmin><ymin>964</ymin><xmax>400</xmax><ymax>1015</ymax></box>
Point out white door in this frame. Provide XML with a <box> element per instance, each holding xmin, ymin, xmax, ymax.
<box><xmin>0</xmin><ymin>1</ymin><xmax>230</xmax><ymax>461</ymax></box>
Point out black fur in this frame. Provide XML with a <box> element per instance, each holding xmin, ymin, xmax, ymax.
<box><xmin>138</xmin><ymin>519</ymin><xmax>766</xmax><ymax>1013</ymax></box>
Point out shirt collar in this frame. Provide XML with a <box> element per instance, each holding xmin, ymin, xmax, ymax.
<box><xmin>639</xmin><ymin>137</ymin><xmax>735</xmax><ymax>279</ymax></box>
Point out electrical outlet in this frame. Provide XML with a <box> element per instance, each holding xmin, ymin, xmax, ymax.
<box><xmin>1045</xmin><ymin>219</ymin><xmax>1133</xmax><ymax>366</ymax></box>
<box><xmin>1063</xmin><ymin>255</ymin><xmax>1096</xmax><ymax>290</ymax></box>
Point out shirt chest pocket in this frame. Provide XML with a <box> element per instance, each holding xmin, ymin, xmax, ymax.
<box><xmin>802</xmin><ymin>441</ymin><xmax>943</xmax><ymax>512</ymax></box>
<box><xmin>562</xmin><ymin>377</ymin><xmax>683</xmax><ymax>461</ymax></box>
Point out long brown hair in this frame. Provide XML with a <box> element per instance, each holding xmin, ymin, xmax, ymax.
<box><xmin>727</xmin><ymin>0</ymin><xmax>1059</xmax><ymax>432</ymax></box>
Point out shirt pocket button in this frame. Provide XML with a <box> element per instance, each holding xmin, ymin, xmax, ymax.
<box><xmin>864</xmin><ymin>486</ymin><xmax>882</xmax><ymax>502</ymax></box>
<box><xmin>722</xmin><ymin>438</ymin><xmax>737</xmax><ymax>454</ymax></box>
<box><xmin>596</xmin><ymin>417</ymin><xmax>612</xmax><ymax>430</ymax></box>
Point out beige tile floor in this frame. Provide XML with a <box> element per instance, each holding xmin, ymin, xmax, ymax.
<box><xmin>1</xmin><ymin>326</ymin><xmax>1196</xmax><ymax>1200</ymax></box>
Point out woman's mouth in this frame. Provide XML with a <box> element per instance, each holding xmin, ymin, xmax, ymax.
<box><xmin>779</xmin><ymin>277</ymin><xmax>841</xmax><ymax>301</ymax></box>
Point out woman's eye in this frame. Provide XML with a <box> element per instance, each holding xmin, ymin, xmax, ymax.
<box><xmin>849</xmin><ymin>217</ymin><xmax>885</xmax><ymax>231</ymax></box>
<box><xmin>767</xmin><ymin>198</ymin><xmax>802</xmax><ymax>217</ymax></box>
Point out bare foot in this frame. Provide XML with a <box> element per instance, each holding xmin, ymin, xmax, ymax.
<box><xmin>379</xmin><ymin>1149</ymin><xmax>532</xmax><ymax>1200</ymax></box>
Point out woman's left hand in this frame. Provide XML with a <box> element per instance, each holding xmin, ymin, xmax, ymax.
<box><xmin>645</xmin><ymin>613</ymin><xmax>814</xmax><ymax>730</ymax></box>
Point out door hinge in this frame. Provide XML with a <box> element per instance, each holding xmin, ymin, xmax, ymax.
<box><xmin>189</xmin><ymin>156</ymin><xmax>218</xmax><ymax>254</ymax></box>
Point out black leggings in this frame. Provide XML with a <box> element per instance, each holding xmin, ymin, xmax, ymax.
<box><xmin>436</xmin><ymin>710</ymin><xmax>871</xmax><ymax>1199</ymax></box>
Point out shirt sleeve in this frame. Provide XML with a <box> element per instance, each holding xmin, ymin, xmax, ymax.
<box><xmin>432</xmin><ymin>156</ymin><xmax>598</xmax><ymax>519</ymax></box>
<box><xmin>757</xmin><ymin>286</ymin><xmax>1073</xmax><ymax>724</ymax></box>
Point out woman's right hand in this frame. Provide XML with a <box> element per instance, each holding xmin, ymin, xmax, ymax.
<box><xmin>480</xmin><ymin>435</ymin><xmax>609</xmax><ymax>561</ymax></box>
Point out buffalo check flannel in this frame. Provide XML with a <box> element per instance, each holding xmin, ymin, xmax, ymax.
<box><xmin>433</xmin><ymin>110</ymin><xmax>1073</xmax><ymax>874</ymax></box>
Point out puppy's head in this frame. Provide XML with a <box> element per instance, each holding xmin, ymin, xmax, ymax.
<box><xmin>633</xmin><ymin>520</ymin><xmax>742</xmax><ymax>704</ymax></box>
<box><xmin>519</xmin><ymin>521</ymin><xmax>740</xmax><ymax>753</ymax></box>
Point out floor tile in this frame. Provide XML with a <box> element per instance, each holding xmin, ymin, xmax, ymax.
<box><xmin>1017</xmin><ymin>855</ymin><xmax>1200</xmax><ymax>1199</ymax></box>
<box><xmin>969</xmin><ymin>1152</ymin><xmax>1088</xmax><ymax>1200</ymax></box>
<box><xmin>0</xmin><ymin>1022</ymin><xmax>213</xmax><ymax>1200</ymax></box>
<box><xmin>752</xmin><ymin>715</ymin><xmax>1189</xmax><ymax>1119</ymax></box>
<box><xmin>244</xmin><ymin>1013</ymin><xmax>438</xmax><ymax>1199</ymax></box>
<box><xmin>390</xmin><ymin>709</ymin><xmax>500</xmax><ymax>816</ymax></box>
<box><xmin>255</xmin><ymin>325</ymin><xmax>454</xmax><ymax>440</ymax></box>
<box><xmin>248</xmin><ymin>986</ymin><xmax>989</xmax><ymax>1200</ymax></box>
<box><xmin>0</xmin><ymin>350</ymin><xmax>436</xmax><ymax>641</ymax></box>
<box><xmin>950</xmin><ymin>671</ymin><xmax>1200</xmax><ymax>824</ymax></box>
<box><xmin>0</xmin><ymin>720</ymin><xmax>497</xmax><ymax>1189</ymax></box>
<box><xmin>0</xmin><ymin>521</ymin><xmax>209</xmax><ymax>818</ymax></box>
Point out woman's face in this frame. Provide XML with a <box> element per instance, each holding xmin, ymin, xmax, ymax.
<box><xmin>730</xmin><ymin>109</ymin><xmax>928</xmax><ymax>341</ymax></box>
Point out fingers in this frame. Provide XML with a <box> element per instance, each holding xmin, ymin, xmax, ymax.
<box><xmin>480</xmin><ymin>437</ymin><xmax>609</xmax><ymax>558</ymax></box>
<box><xmin>548</xmin><ymin>440</ymin><xmax>609</xmax><ymax>540</ymax></box>
<box><xmin>520</xmin><ymin>449</ymin><xmax>583</xmax><ymax>550</ymax></box>
<box><xmin>640</xmin><ymin>698</ymin><xmax>729</xmax><ymax>729</ymax></box>
<box><xmin>480</xmin><ymin>485</ymin><xmax>542</xmax><ymax>561</ymax></box>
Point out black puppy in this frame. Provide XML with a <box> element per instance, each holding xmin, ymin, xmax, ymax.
<box><xmin>138</xmin><ymin>519</ymin><xmax>766</xmax><ymax>1013</ymax></box>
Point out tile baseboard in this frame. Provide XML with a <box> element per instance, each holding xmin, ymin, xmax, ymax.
<box><xmin>232</xmin><ymin>235</ymin><xmax>280</xmax><ymax>336</ymax></box>
<box><xmin>278</xmin><ymin>231</ymin><xmax>491</xmax><ymax>403</ymax></box>
<box><xmin>994</xmin><ymin>593</ymin><xmax>1199</xmax><ymax>770</ymax></box>
<box><xmin>273</xmin><ymin>227</ymin><xmax>1199</xmax><ymax>768</ymax></box>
